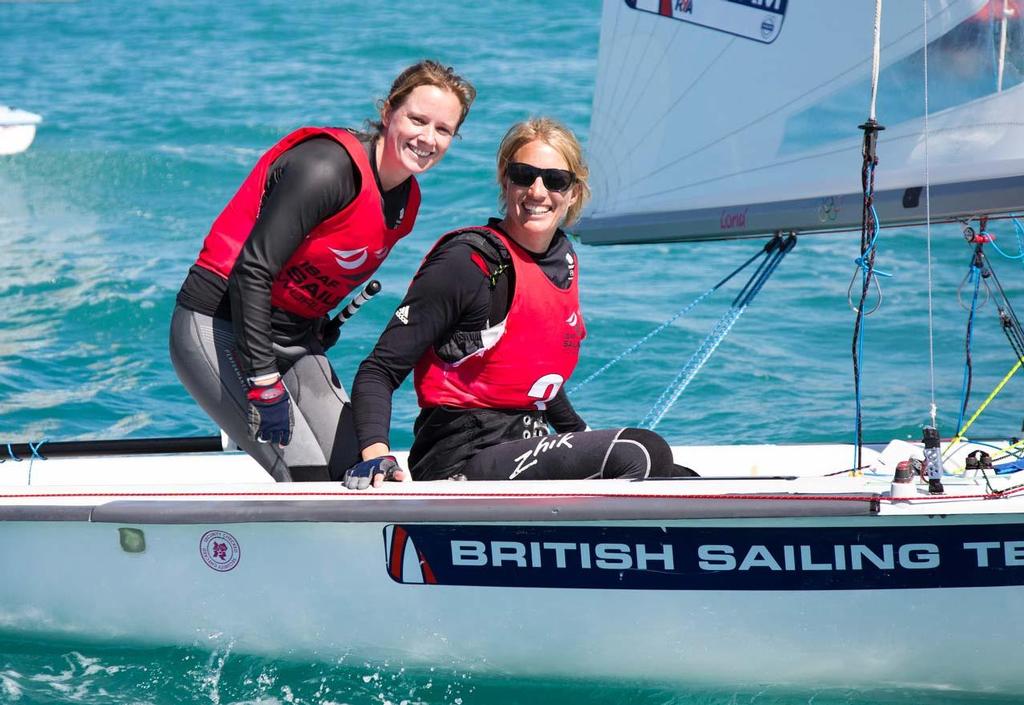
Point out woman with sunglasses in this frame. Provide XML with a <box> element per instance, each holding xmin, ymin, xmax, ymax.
<box><xmin>346</xmin><ymin>117</ymin><xmax>693</xmax><ymax>487</ymax></box>
<box><xmin>170</xmin><ymin>60</ymin><xmax>476</xmax><ymax>483</ymax></box>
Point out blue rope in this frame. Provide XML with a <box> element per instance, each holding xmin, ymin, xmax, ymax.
<box><xmin>641</xmin><ymin>306</ymin><xmax>746</xmax><ymax>430</ymax></box>
<box><xmin>956</xmin><ymin>265</ymin><xmax>983</xmax><ymax>433</ymax></box>
<box><xmin>853</xmin><ymin>303</ymin><xmax>866</xmax><ymax>456</ymax></box>
<box><xmin>850</xmin><ymin>204</ymin><xmax>890</xmax><ymax>456</ymax></box>
<box><xmin>641</xmin><ymin>236</ymin><xmax>795</xmax><ymax>430</ymax></box>
<box><xmin>851</xmin><ymin>164</ymin><xmax>886</xmax><ymax>472</ymax></box>
<box><xmin>28</xmin><ymin>440</ymin><xmax>47</xmax><ymax>460</ymax></box>
<box><xmin>568</xmin><ymin>288</ymin><xmax>716</xmax><ymax>395</ymax></box>
<box><xmin>733</xmin><ymin>236</ymin><xmax>797</xmax><ymax>307</ymax></box>
<box><xmin>966</xmin><ymin>439</ymin><xmax>1024</xmax><ymax>458</ymax></box>
<box><xmin>569</xmin><ymin>242</ymin><xmax>772</xmax><ymax>395</ymax></box>
<box><xmin>0</xmin><ymin>441</ymin><xmax>48</xmax><ymax>464</ymax></box>
<box><xmin>853</xmin><ymin>205</ymin><xmax>893</xmax><ymax>279</ymax></box>
<box><xmin>989</xmin><ymin>218</ymin><xmax>1024</xmax><ymax>261</ymax></box>
<box><xmin>851</xmin><ymin>205</ymin><xmax>880</xmax><ymax>453</ymax></box>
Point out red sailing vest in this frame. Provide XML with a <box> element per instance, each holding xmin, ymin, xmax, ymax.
<box><xmin>414</xmin><ymin>226</ymin><xmax>586</xmax><ymax>410</ymax></box>
<box><xmin>194</xmin><ymin>126</ymin><xmax>421</xmax><ymax>318</ymax></box>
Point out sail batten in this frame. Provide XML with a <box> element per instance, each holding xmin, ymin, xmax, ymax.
<box><xmin>579</xmin><ymin>0</ymin><xmax>1022</xmax><ymax>244</ymax></box>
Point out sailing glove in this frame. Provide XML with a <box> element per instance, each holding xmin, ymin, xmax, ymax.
<box><xmin>343</xmin><ymin>455</ymin><xmax>400</xmax><ymax>490</ymax></box>
<box><xmin>246</xmin><ymin>379</ymin><xmax>293</xmax><ymax>446</ymax></box>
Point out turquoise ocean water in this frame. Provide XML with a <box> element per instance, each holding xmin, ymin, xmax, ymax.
<box><xmin>2</xmin><ymin>1</ymin><xmax>1024</xmax><ymax>703</ymax></box>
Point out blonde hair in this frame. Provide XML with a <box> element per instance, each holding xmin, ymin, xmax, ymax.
<box><xmin>369</xmin><ymin>60</ymin><xmax>476</xmax><ymax>137</ymax></box>
<box><xmin>496</xmin><ymin>117</ymin><xmax>590</xmax><ymax>227</ymax></box>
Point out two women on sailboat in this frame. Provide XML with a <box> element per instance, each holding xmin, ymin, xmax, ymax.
<box><xmin>347</xmin><ymin>117</ymin><xmax>693</xmax><ymax>487</ymax></box>
<box><xmin>170</xmin><ymin>60</ymin><xmax>476</xmax><ymax>483</ymax></box>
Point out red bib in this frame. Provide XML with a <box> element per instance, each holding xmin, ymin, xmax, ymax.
<box><xmin>193</xmin><ymin>127</ymin><xmax>420</xmax><ymax>318</ymax></box>
<box><xmin>414</xmin><ymin>226</ymin><xmax>586</xmax><ymax>410</ymax></box>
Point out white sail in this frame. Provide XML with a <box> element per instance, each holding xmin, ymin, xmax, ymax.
<box><xmin>578</xmin><ymin>0</ymin><xmax>1024</xmax><ymax>243</ymax></box>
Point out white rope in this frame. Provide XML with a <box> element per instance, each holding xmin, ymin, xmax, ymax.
<box><xmin>869</xmin><ymin>0</ymin><xmax>883</xmax><ymax>121</ymax></box>
<box><xmin>923</xmin><ymin>0</ymin><xmax>937</xmax><ymax>427</ymax></box>
<box><xmin>998</xmin><ymin>0</ymin><xmax>1009</xmax><ymax>92</ymax></box>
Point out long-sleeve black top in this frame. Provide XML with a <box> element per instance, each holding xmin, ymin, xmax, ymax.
<box><xmin>352</xmin><ymin>219</ymin><xmax>587</xmax><ymax>451</ymax></box>
<box><xmin>176</xmin><ymin>133</ymin><xmax>411</xmax><ymax>378</ymax></box>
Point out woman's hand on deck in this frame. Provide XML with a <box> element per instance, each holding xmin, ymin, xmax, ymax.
<box><xmin>343</xmin><ymin>451</ymin><xmax>408</xmax><ymax>489</ymax></box>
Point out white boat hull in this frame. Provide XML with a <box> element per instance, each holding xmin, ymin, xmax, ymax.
<box><xmin>2</xmin><ymin>442</ymin><xmax>1023</xmax><ymax>691</ymax></box>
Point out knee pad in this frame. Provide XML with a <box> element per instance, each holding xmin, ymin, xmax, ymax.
<box><xmin>601</xmin><ymin>428</ymin><xmax>672</xmax><ymax>479</ymax></box>
<box><xmin>618</xmin><ymin>428</ymin><xmax>676</xmax><ymax>477</ymax></box>
<box><xmin>616</xmin><ymin>429</ymin><xmax>698</xmax><ymax>477</ymax></box>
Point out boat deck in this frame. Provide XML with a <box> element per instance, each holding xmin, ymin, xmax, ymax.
<box><xmin>1</xmin><ymin>440</ymin><xmax>1020</xmax><ymax>519</ymax></box>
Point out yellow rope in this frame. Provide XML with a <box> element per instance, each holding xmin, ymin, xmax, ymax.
<box><xmin>943</xmin><ymin>359</ymin><xmax>1023</xmax><ymax>467</ymax></box>
<box><xmin>947</xmin><ymin>439</ymin><xmax>1024</xmax><ymax>476</ymax></box>
<box><xmin>1002</xmin><ymin>439</ymin><xmax>1024</xmax><ymax>457</ymax></box>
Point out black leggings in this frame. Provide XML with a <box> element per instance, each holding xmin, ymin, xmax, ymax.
<box><xmin>460</xmin><ymin>428</ymin><xmax>689</xmax><ymax>481</ymax></box>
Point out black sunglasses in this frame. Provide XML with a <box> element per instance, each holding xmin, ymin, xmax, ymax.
<box><xmin>506</xmin><ymin>162</ymin><xmax>576</xmax><ymax>193</ymax></box>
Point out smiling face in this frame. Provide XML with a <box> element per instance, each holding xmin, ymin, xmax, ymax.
<box><xmin>376</xmin><ymin>84</ymin><xmax>463</xmax><ymax>190</ymax></box>
<box><xmin>499</xmin><ymin>139</ymin><xmax>578</xmax><ymax>253</ymax></box>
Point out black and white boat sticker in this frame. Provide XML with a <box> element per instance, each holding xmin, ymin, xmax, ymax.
<box><xmin>624</xmin><ymin>0</ymin><xmax>787</xmax><ymax>44</ymax></box>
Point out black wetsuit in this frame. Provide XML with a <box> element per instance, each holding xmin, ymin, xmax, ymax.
<box><xmin>171</xmin><ymin>135</ymin><xmax>411</xmax><ymax>481</ymax></box>
<box><xmin>352</xmin><ymin>220</ymin><xmax>687</xmax><ymax>481</ymax></box>
<box><xmin>176</xmin><ymin>135</ymin><xmax>410</xmax><ymax>376</ymax></box>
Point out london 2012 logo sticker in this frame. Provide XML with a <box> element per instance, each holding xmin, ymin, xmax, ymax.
<box><xmin>200</xmin><ymin>530</ymin><xmax>241</xmax><ymax>572</ymax></box>
<box><xmin>625</xmin><ymin>0</ymin><xmax>787</xmax><ymax>44</ymax></box>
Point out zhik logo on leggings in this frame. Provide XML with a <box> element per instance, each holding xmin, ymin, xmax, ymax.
<box><xmin>509</xmin><ymin>433</ymin><xmax>575</xmax><ymax>479</ymax></box>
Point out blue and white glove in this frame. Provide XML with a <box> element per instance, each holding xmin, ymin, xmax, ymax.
<box><xmin>246</xmin><ymin>379</ymin><xmax>293</xmax><ymax>446</ymax></box>
<box><xmin>343</xmin><ymin>455</ymin><xmax>401</xmax><ymax>490</ymax></box>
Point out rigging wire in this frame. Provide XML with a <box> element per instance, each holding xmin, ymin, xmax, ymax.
<box><xmin>954</xmin><ymin>225</ymin><xmax>994</xmax><ymax>435</ymax></box>
<box><xmin>923</xmin><ymin>0</ymin><xmax>937</xmax><ymax>429</ymax></box>
<box><xmin>869</xmin><ymin>0</ymin><xmax>883</xmax><ymax>121</ymax></box>
<box><xmin>998</xmin><ymin>0</ymin><xmax>1010</xmax><ymax>93</ymax></box>
<box><xmin>943</xmin><ymin>242</ymin><xmax>1024</xmax><ymax>459</ymax></box>
<box><xmin>983</xmin><ymin>250</ymin><xmax>1024</xmax><ymax>364</ymax></box>
<box><xmin>852</xmin><ymin>0</ymin><xmax>886</xmax><ymax>472</ymax></box>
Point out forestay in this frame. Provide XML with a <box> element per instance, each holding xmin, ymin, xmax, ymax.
<box><xmin>579</xmin><ymin>0</ymin><xmax>1024</xmax><ymax>243</ymax></box>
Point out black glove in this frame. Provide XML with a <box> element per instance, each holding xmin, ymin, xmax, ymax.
<box><xmin>343</xmin><ymin>455</ymin><xmax>401</xmax><ymax>490</ymax></box>
<box><xmin>320</xmin><ymin>315</ymin><xmax>342</xmax><ymax>351</ymax></box>
<box><xmin>246</xmin><ymin>379</ymin><xmax>293</xmax><ymax>446</ymax></box>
